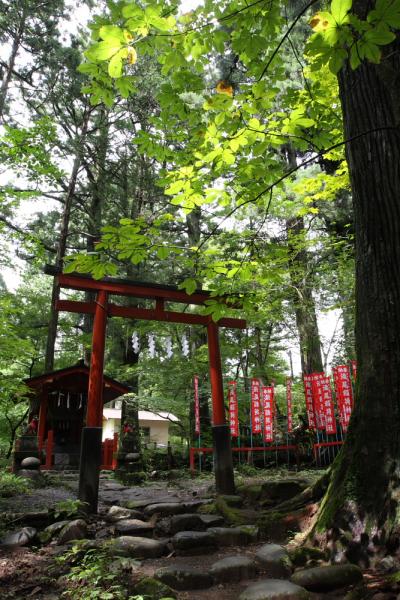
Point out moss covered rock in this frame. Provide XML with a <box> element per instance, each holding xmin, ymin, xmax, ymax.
<box><xmin>290</xmin><ymin>564</ymin><xmax>363</xmax><ymax>592</ymax></box>
<box><xmin>134</xmin><ymin>576</ymin><xmax>177</xmax><ymax>599</ymax></box>
<box><xmin>288</xmin><ymin>546</ymin><xmax>328</xmax><ymax>567</ymax></box>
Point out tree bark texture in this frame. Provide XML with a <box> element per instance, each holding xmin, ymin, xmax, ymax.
<box><xmin>287</xmin><ymin>216</ymin><xmax>324</xmax><ymax>374</ymax></box>
<box><xmin>44</xmin><ymin>111</ymin><xmax>90</xmax><ymax>371</ymax></box>
<box><xmin>0</xmin><ymin>12</ymin><xmax>26</xmax><ymax>121</ymax></box>
<box><xmin>313</xmin><ymin>21</ymin><xmax>400</xmax><ymax>562</ymax></box>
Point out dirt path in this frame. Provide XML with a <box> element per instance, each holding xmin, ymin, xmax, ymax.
<box><xmin>0</xmin><ymin>470</ymin><xmax>397</xmax><ymax>600</ymax></box>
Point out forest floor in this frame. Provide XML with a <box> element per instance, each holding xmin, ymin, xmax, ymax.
<box><xmin>0</xmin><ymin>468</ymin><xmax>399</xmax><ymax>600</ymax></box>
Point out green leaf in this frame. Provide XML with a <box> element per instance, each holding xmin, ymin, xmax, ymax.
<box><xmin>108</xmin><ymin>51</ymin><xmax>124</xmax><ymax>78</ymax></box>
<box><xmin>329</xmin><ymin>47</ymin><xmax>347</xmax><ymax>73</ymax></box>
<box><xmin>99</xmin><ymin>25</ymin><xmax>125</xmax><ymax>42</ymax></box>
<box><xmin>331</xmin><ymin>0</ymin><xmax>352</xmax><ymax>25</ymax></box>
<box><xmin>156</xmin><ymin>246</ymin><xmax>170</xmax><ymax>259</ymax></box>
<box><xmin>222</xmin><ymin>149</ymin><xmax>235</xmax><ymax>165</ymax></box>
<box><xmin>180</xmin><ymin>278</ymin><xmax>197</xmax><ymax>295</ymax></box>
<box><xmin>77</xmin><ymin>62</ymin><xmax>99</xmax><ymax>76</ymax></box>
<box><xmin>362</xmin><ymin>41</ymin><xmax>381</xmax><ymax>63</ymax></box>
<box><xmin>115</xmin><ymin>76</ymin><xmax>135</xmax><ymax>98</ymax></box>
<box><xmin>85</xmin><ymin>40</ymin><xmax>122</xmax><ymax>62</ymax></box>
<box><xmin>350</xmin><ymin>43</ymin><xmax>361</xmax><ymax>69</ymax></box>
<box><xmin>165</xmin><ymin>180</ymin><xmax>185</xmax><ymax>195</ymax></box>
<box><xmin>296</xmin><ymin>117</ymin><xmax>315</xmax><ymax>127</ymax></box>
<box><xmin>364</xmin><ymin>26</ymin><xmax>396</xmax><ymax>45</ymax></box>
<box><xmin>371</xmin><ymin>0</ymin><xmax>400</xmax><ymax>28</ymax></box>
<box><xmin>122</xmin><ymin>4</ymin><xmax>143</xmax><ymax>18</ymax></box>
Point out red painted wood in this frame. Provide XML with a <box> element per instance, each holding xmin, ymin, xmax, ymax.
<box><xmin>189</xmin><ymin>445</ymin><xmax>298</xmax><ymax>471</ymax></box>
<box><xmin>313</xmin><ymin>441</ymin><xmax>343</xmax><ymax>449</ymax></box>
<box><xmin>57</xmin><ymin>273</ymin><xmax>214</xmax><ymax>305</ymax></box>
<box><xmin>57</xmin><ymin>300</ymin><xmax>96</xmax><ymax>314</ymax></box>
<box><xmin>112</xmin><ymin>432</ymin><xmax>118</xmax><ymax>470</ymax></box>
<box><xmin>56</xmin><ymin>299</ymin><xmax>246</xmax><ymax>329</ymax></box>
<box><xmin>207</xmin><ymin>321</ymin><xmax>226</xmax><ymax>426</ymax></box>
<box><xmin>25</xmin><ymin>365</ymin><xmax>130</xmax><ymax>396</ymax></box>
<box><xmin>101</xmin><ymin>438</ymin><xmax>115</xmax><ymax>469</ymax></box>
<box><xmin>87</xmin><ymin>290</ymin><xmax>108</xmax><ymax>428</ymax></box>
<box><xmin>45</xmin><ymin>430</ymin><xmax>54</xmax><ymax>469</ymax></box>
<box><xmin>37</xmin><ymin>393</ymin><xmax>47</xmax><ymax>452</ymax></box>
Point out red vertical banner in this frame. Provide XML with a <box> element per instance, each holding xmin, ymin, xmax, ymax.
<box><xmin>228</xmin><ymin>381</ymin><xmax>239</xmax><ymax>437</ymax></box>
<box><xmin>333</xmin><ymin>365</ymin><xmax>354</xmax><ymax>432</ymax></box>
<box><xmin>286</xmin><ymin>378</ymin><xmax>293</xmax><ymax>433</ymax></box>
<box><xmin>320</xmin><ymin>375</ymin><xmax>337</xmax><ymax>434</ymax></box>
<box><xmin>311</xmin><ymin>373</ymin><xmax>326</xmax><ymax>430</ymax></box>
<box><xmin>303</xmin><ymin>374</ymin><xmax>316</xmax><ymax>429</ymax></box>
<box><xmin>251</xmin><ymin>378</ymin><xmax>262</xmax><ymax>434</ymax></box>
<box><xmin>194</xmin><ymin>375</ymin><xmax>200</xmax><ymax>435</ymax></box>
<box><xmin>262</xmin><ymin>386</ymin><xmax>274</xmax><ymax>443</ymax></box>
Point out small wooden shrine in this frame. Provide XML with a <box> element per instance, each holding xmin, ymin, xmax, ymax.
<box><xmin>18</xmin><ymin>361</ymin><xmax>130</xmax><ymax>470</ymax></box>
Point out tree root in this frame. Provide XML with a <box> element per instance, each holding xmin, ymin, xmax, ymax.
<box><xmin>263</xmin><ymin>470</ymin><xmax>331</xmax><ymax>514</ymax></box>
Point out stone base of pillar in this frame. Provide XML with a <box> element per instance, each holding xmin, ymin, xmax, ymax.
<box><xmin>78</xmin><ymin>427</ymin><xmax>102</xmax><ymax>513</ymax></box>
<box><xmin>212</xmin><ymin>424</ymin><xmax>235</xmax><ymax>494</ymax></box>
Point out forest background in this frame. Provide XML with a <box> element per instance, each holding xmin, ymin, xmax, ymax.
<box><xmin>0</xmin><ymin>0</ymin><xmax>357</xmax><ymax>461</ymax></box>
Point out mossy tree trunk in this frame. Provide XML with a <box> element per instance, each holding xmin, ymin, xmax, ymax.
<box><xmin>312</xmin><ymin>17</ymin><xmax>400</xmax><ymax>563</ymax></box>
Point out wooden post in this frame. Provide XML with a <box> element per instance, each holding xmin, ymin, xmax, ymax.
<box><xmin>79</xmin><ymin>290</ymin><xmax>108</xmax><ymax>513</ymax></box>
<box><xmin>112</xmin><ymin>432</ymin><xmax>118</xmax><ymax>470</ymax></box>
<box><xmin>45</xmin><ymin>429</ymin><xmax>54</xmax><ymax>469</ymax></box>
<box><xmin>38</xmin><ymin>393</ymin><xmax>48</xmax><ymax>453</ymax></box>
<box><xmin>207</xmin><ymin>321</ymin><xmax>235</xmax><ymax>494</ymax></box>
<box><xmin>86</xmin><ymin>290</ymin><xmax>108</xmax><ymax>427</ymax></box>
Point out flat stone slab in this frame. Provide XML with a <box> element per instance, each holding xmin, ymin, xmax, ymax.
<box><xmin>170</xmin><ymin>513</ymin><xmax>206</xmax><ymax>534</ymax></box>
<box><xmin>199</xmin><ymin>514</ymin><xmax>225</xmax><ymax>527</ymax></box>
<box><xmin>210</xmin><ymin>555</ymin><xmax>257</xmax><ymax>583</ymax></box>
<box><xmin>106</xmin><ymin>505</ymin><xmax>142</xmax><ymax>522</ymax></box>
<box><xmin>239</xmin><ymin>579</ymin><xmax>310</xmax><ymax>600</ymax></box>
<box><xmin>115</xmin><ymin>519</ymin><xmax>155</xmax><ymax>536</ymax></box>
<box><xmin>144</xmin><ymin>502</ymin><xmax>187</xmax><ymax>517</ymax></box>
<box><xmin>290</xmin><ymin>564</ymin><xmax>363</xmax><ymax>592</ymax></box>
<box><xmin>106</xmin><ymin>536</ymin><xmax>167</xmax><ymax>559</ymax></box>
<box><xmin>256</xmin><ymin>544</ymin><xmax>293</xmax><ymax>578</ymax></box>
<box><xmin>208</xmin><ymin>525</ymin><xmax>259</xmax><ymax>546</ymax></box>
<box><xmin>156</xmin><ymin>565</ymin><xmax>213</xmax><ymax>590</ymax></box>
<box><xmin>172</xmin><ymin>531</ymin><xmax>217</xmax><ymax>555</ymax></box>
<box><xmin>101</xmin><ymin>482</ymin><xmax>128</xmax><ymax>491</ymax></box>
<box><xmin>0</xmin><ymin>527</ymin><xmax>37</xmax><ymax>548</ymax></box>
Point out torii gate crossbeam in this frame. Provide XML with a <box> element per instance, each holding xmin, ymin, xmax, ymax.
<box><xmin>47</xmin><ymin>268</ymin><xmax>246</xmax><ymax>512</ymax></box>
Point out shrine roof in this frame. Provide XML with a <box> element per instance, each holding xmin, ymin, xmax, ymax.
<box><xmin>25</xmin><ymin>362</ymin><xmax>131</xmax><ymax>401</ymax></box>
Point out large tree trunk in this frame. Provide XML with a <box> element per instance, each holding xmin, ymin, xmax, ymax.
<box><xmin>312</xmin><ymin>22</ymin><xmax>400</xmax><ymax>563</ymax></box>
<box><xmin>0</xmin><ymin>12</ymin><xmax>26</xmax><ymax>121</ymax></box>
<box><xmin>287</xmin><ymin>215</ymin><xmax>324</xmax><ymax>374</ymax></box>
<box><xmin>44</xmin><ymin>111</ymin><xmax>90</xmax><ymax>371</ymax></box>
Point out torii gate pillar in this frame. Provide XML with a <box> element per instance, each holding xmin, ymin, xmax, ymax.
<box><xmin>78</xmin><ymin>290</ymin><xmax>108</xmax><ymax>513</ymax></box>
<box><xmin>207</xmin><ymin>321</ymin><xmax>235</xmax><ymax>494</ymax></box>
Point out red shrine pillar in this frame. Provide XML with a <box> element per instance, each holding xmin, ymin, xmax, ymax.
<box><xmin>37</xmin><ymin>393</ymin><xmax>48</xmax><ymax>453</ymax></box>
<box><xmin>87</xmin><ymin>289</ymin><xmax>108</xmax><ymax>427</ymax></box>
<box><xmin>79</xmin><ymin>289</ymin><xmax>108</xmax><ymax>513</ymax></box>
<box><xmin>207</xmin><ymin>321</ymin><xmax>235</xmax><ymax>494</ymax></box>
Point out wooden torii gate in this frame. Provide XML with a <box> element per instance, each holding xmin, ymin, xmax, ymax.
<box><xmin>46</xmin><ymin>267</ymin><xmax>246</xmax><ymax>512</ymax></box>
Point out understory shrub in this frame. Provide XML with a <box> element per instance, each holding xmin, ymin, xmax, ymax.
<box><xmin>0</xmin><ymin>470</ymin><xmax>32</xmax><ymax>497</ymax></box>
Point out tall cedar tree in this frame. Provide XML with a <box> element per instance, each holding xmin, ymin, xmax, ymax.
<box><xmin>313</xmin><ymin>2</ymin><xmax>400</xmax><ymax>562</ymax></box>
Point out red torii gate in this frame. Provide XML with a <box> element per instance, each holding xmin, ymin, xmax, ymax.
<box><xmin>46</xmin><ymin>267</ymin><xmax>246</xmax><ymax>512</ymax></box>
